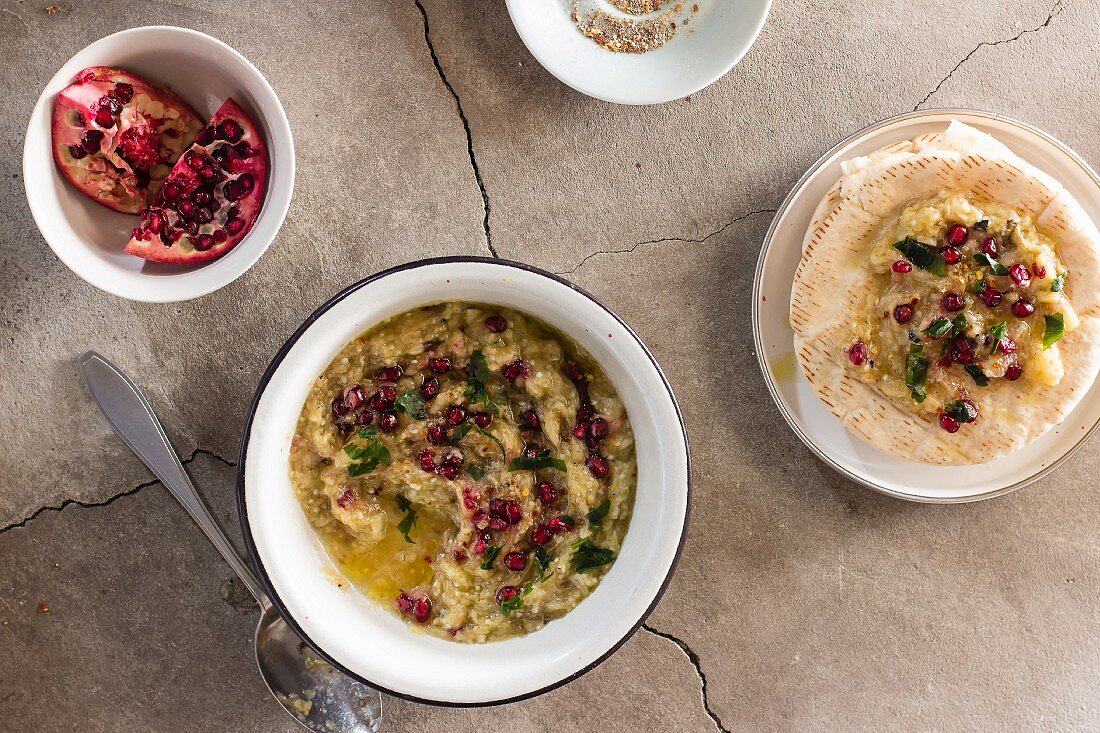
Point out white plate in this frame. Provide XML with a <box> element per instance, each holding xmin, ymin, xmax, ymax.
<box><xmin>23</xmin><ymin>26</ymin><xmax>295</xmax><ymax>302</ymax></box>
<box><xmin>506</xmin><ymin>0</ymin><xmax>770</xmax><ymax>105</ymax></box>
<box><xmin>753</xmin><ymin>109</ymin><xmax>1100</xmax><ymax>503</ymax></box>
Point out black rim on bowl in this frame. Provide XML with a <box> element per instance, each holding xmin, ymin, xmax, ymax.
<box><xmin>235</xmin><ymin>256</ymin><xmax>692</xmax><ymax>707</ymax></box>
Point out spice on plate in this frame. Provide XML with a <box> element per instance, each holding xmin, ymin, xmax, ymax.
<box><xmin>569</xmin><ymin>0</ymin><xmax>700</xmax><ymax>54</ymax></box>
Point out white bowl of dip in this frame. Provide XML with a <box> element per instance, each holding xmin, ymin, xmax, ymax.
<box><xmin>237</xmin><ymin>257</ymin><xmax>691</xmax><ymax>705</ymax></box>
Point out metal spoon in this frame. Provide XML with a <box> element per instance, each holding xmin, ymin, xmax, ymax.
<box><xmin>77</xmin><ymin>350</ymin><xmax>383</xmax><ymax>733</ymax></box>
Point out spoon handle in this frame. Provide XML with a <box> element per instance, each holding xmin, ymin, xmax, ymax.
<box><xmin>77</xmin><ymin>350</ymin><xmax>269</xmax><ymax>608</ymax></box>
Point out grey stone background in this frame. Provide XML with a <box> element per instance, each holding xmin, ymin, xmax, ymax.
<box><xmin>2</xmin><ymin>0</ymin><xmax>1098</xmax><ymax>730</ymax></box>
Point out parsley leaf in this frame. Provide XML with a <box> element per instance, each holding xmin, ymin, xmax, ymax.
<box><xmin>905</xmin><ymin>343</ymin><xmax>930</xmax><ymax>403</ymax></box>
<box><xmin>1043</xmin><ymin>313</ymin><xmax>1065</xmax><ymax>350</ymax></box>
<box><xmin>973</xmin><ymin>219</ymin><xmax>990</xmax><ymax>231</ymax></box>
<box><xmin>394</xmin><ymin>390</ymin><xmax>427</xmax><ymax>420</ymax></box>
<box><xmin>570</xmin><ymin>538</ymin><xmax>617</xmax><ymax>573</ymax></box>
<box><xmin>1050</xmin><ymin>274</ymin><xmax>1065</xmax><ymax>292</ymax></box>
<box><xmin>944</xmin><ymin>400</ymin><xmax>977</xmax><ymax>424</ymax></box>
<box><xmin>508</xmin><ymin>454</ymin><xmax>568</xmax><ymax>472</ymax></box>
<box><xmin>534</xmin><ymin>546</ymin><xmax>552</xmax><ymax>581</ymax></box>
<box><xmin>467</xmin><ymin>464</ymin><xmax>485</xmax><ymax>480</ymax></box>
<box><xmin>922</xmin><ymin>319</ymin><xmax>953</xmax><ymax>338</ymax></box>
<box><xmin>964</xmin><ymin>364</ymin><xmax>989</xmax><ymax>387</ymax></box>
<box><xmin>586</xmin><ymin>499</ymin><xmax>611</xmax><ymax>531</ymax></box>
<box><xmin>501</xmin><ymin>583</ymin><xmax>532</xmax><ymax>617</ymax></box>
<box><xmin>448</xmin><ymin>423</ymin><xmax>473</xmax><ymax>444</ymax></box>
<box><xmin>395</xmin><ymin>493</ymin><xmax>417</xmax><ymax>544</ymax></box>
<box><xmin>973</xmin><ymin>252</ymin><xmax>1010</xmax><ymax>276</ymax></box>
<box><xmin>892</xmin><ymin>237</ymin><xmax>946</xmax><ymax>276</ymax></box>
<box><xmin>462</xmin><ymin>350</ymin><xmax>508</xmax><ymax>415</ymax></box>
<box><xmin>989</xmin><ymin>322</ymin><xmax>1008</xmax><ymax>354</ymax></box>
<box><xmin>344</xmin><ymin>428</ymin><xmax>392</xmax><ymax>476</ymax></box>
<box><xmin>480</xmin><ymin>545</ymin><xmax>502</xmax><ymax>570</ymax></box>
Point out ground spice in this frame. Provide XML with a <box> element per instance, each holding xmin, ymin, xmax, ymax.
<box><xmin>570</xmin><ymin>0</ymin><xmax>700</xmax><ymax>54</ymax></box>
<box><xmin>608</xmin><ymin>0</ymin><xmax>669</xmax><ymax>13</ymax></box>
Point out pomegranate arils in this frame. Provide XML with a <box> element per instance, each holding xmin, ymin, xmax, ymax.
<box><xmin>337</xmin><ymin>489</ymin><xmax>356</xmax><ymax>508</ymax></box>
<box><xmin>378</xmin><ymin>411</ymin><xmax>398</xmax><ymax>432</ymax></box>
<box><xmin>893</xmin><ymin>304</ymin><xmax>915</xmax><ymax>324</ymax></box>
<box><xmin>941</xmin><ymin>246</ymin><xmax>962</xmax><ymax>265</ymax></box>
<box><xmin>942</xmin><ymin>292</ymin><xmax>966</xmax><ymax>312</ymax></box>
<box><xmin>420</xmin><ymin>376</ymin><xmax>440</xmax><ymax>400</ymax></box>
<box><xmin>496</xmin><ymin>586</ymin><xmax>520</xmax><ymax>606</ymax></box>
<box><xmin>412</xmin><ymin>596</ymin><xmax>431</xmax><ymax>624</ymax></box>
<box><xmin>589</xmin><ymin>417</ymin><xmax>610</xmax><ymax>440</ymax></box>
<box><xmin>195</xmin><ymin>207</ymin><xmax>213</xmax><ymax>224</ymax></box>
<box><xmin>1013</xmin><ymin>300</ymin><xmax>1035</xmax><ymax>318</ymax></box>
<box><xmin>217</xmin><ymin>118</ymin><xmax>244</xmax><ymax>143</ymax></box>
<box><xmin>504</xmin><ymin>552</ymin><xmax>527</xmax><ymax>572</ymax></box>
<box><xmin>396</xmin><ymin>593</ymin><xmax>414</xmax><ymax>615</ymax></box>
<box><xmin>1009</xmin><ymin>264</ymin><xmax>1031</xmax><ymax>288</ymax></box>
<box><xmin>998</xmin><ymin>335</ymin><xmax>1017</xmax><ymax>354</ymax></box>
<box><xmin>938</xmin><ymin>413</ymin><xmax>961</xmax><ymax>434</ymax></box>
<box><xmin>438</xmin><ymin>464</ymin><xmax>459</xmax><ymax>480</ymax></box>
<box><xmin>332</xmin><ymin>396</ymin><xmax>350</xmax><ymax>418</ymax></box>
<box><xmin>427</xmin><ymin>423</ymin><xmax>446</xmax><ymax>444</ymax></box>
<box><xmin>472</xmin><ymin>412</ymin><xmax>492</xmax><ymax>428</ymax></box>
<box><xmin>537</xmin><ymin>482</ymin><xmax>557</xmax><ymax>504</ymax></box>
<box><xmin>80</xmin><ymin>129</ymin><xmax>104</xmax><ymax>153</ymax></box>
<box><xmin>428</xmin><ymin>357</ymin><xmax>452</xmax><ymax>374</ymax></box>
<box><xmin>194</xmin><ymin>234</ymin><xmax>214</xmax><ymax>251</ymax></box>
<box><xmin>945</xmin><ymin>224</ymin><xmax>968</xmax><ymax>245</ymax></box>
<box><xmin>443</xmin><ymin>450</ymin><xmax>464</xmax><ymax>468</ymax></box>
<box><xmin>502</xmin><ymin>360</ymin><xmax>529</xmax><ymax>381</ymax></box>
<box><xmin>485</xmin><ymin>315</ymin><xmax>508</xmax><ymax>333</ymax></box>
<box><xmin>979</xmin><ymin>286</ymin><xmax>1002</xmax><ymax>307</ymax></box>
<box><xmin>577</xmin><ymin>404</ymin><xmax>596</xmax><ymax>422</ymax></box>
<box><xmin>523</xmin><ymin>444</ymin><xmax>542</xmax><ymax>459</ymax></box>
<box><xmin>849</xmin><ymin>342</ymin><xmax>868</xmax><ymax>366</ymax></box>
<box><xmin>67</xmin><ymin>144</ymin><xmax>86</xmax><ymax>159</ymax></box>
<box><xmin>547</xmin><ymin>515</ymin><xmax>574</xmax><ymax>534</ymax></box>
<box><xmin>586</xmin><ymin>454</ymin><xmax>610</xmax><ymax>478</ymax></box>
<box><xmin>447</xmin><ymin>405</ymin><xmax>468</xmax><ymax>426</ymax></box>
<box><xmin>572</xmin><ymin>423</ymin><xmax>589</xmax><ymax>441</ymax></box>
<box><xmin>519</xmin><ymin>409</ymin><xmax>540</xmax><ymax>430</ymax></box>
<box><xmin>418</xmin><ymin>449</ymin><xmax>436</xmax><ymax>472</ymax></box>
<box><xmin>487</xmin><ymin>517</ymin><xmax>507</xmax><ymax>531</ymax></box>
<box><xmin>1005</xmin><ymin>364</ymin><xmax>1024</xmax><ymax>381</ymax></box>
<box><xmin>178</xmin><ymin>200</ymin><xmax>195</xmax><ymax>217</ymax></box>
<box><xmin>531</xmin><ymin>526</ymin><xmax>551</xmax><ymax>546</ymax></box>
<box><xmin>112</xmin><ymin>82</ymin><xmax>134</xmax><ymax>103</ymax></box>
<box><xmin>959</xmin><ymin>398</ymin><xmax>979</xmax><ymax>423</ymax></box>
<box><xmin>226</xmin><ymin>218</ymin><xmax>245</xmax><ymax>235</ymax></box>
<box><xmin>980</xmin><ymin>237</ymin><xmax>999</xmax><ymax>258</ymax></box>
<box><xmin>892</xmin><ymin>260</ymin><xmax>913</xmax><ymax>273</ymax></box>
<box><xmin>375</xmin><ymin>365</ymin><xmax>403</xmax><ymax>383</ymax></box>
<box><xmin>950</xmin><ymin>337</ymin><xmax>976</xmax><ymax>364</ymax></box>
<box><xmin>345</xmin><ymin>385</ymin><xmax>366</xmax><ymax>410</ymax></box>
<box><xmin>191</xmin><ymin>188</ymin><xmax>212</xmax><ymax>206</ymax></box>
<box><xmin>1032</xmin><ymin>264</ymin><xmax>1047</xmax><ymax>278</ymax></box>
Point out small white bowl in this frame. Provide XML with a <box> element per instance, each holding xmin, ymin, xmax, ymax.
<box><xmin>23</xmin><ymin>26</ymin><xmax>294</xmax><ymax>302</ymax></box>
<box><xmin>237</xmin><ymin>258</ymin><xmax>691</xmax><ymax>704</ymax></box>
<box><xmin>507</xmin><ymin>0</ymin><xmax>770</xmax><ymax>105</ymax></box>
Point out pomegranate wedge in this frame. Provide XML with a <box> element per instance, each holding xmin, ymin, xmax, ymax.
<box><xmin>125</xmin><ymin>98</ymin><xmax>269</xmax><ymax>265</ymax></box>
<box><xmin>52</xmin><ymin>66</ymin><xmax>203</xmax><ymax>214</ymax></box>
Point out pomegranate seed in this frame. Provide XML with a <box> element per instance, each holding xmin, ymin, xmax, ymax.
<box><xmin>213</xmin><ymin>229</ymin><xmax>228</xmax><ymax>244</ymax></box>
<box><xmin>80</xmin><ymin>129</ymin><xmax>104</xmax><ymax>153</ymax></box>
<box><xmin>337</xmin><ymin>489</ymin><xmax>356</xmax><ymax>508</ymax></box>
<box><xmin>998</xmin><ymin>335</ymin><xmax>1017</xmax><ymax>354</ymax></box>
<box><xmin>447</xmin><ymin>405</ymin><xmax>468</xmax><ymax>425</ymax></box>
<box><xmin>148</xmin><ymin>212</ymin><xmax>164</xmax><ymax>234</ymax></box>
<box><xmin>941</xmin><ymin>246</ymin><xmax>962</xmax><ymax>265</ymax></box>
<box><xmin>194</xmin><ymin>234</ymin><xmax>215</xmax><ymax>251</ymax></box>
<box><xmin>463</xmin><ymin>489</ymin><xmax>480</xmax><ymax>510</ymax></box>
<box><xmin>355</xmin><ymin>411</ymin><xmax>373</xmax><ymax>426</ymax></box>
<box><xmin>941</xmin><ymin>292</ymin><xmax>966</xmax><ymax>312</ymax></box>
<box><xmin>177</xmin><ymin>200</ymin><xmax>196</xmax><ymax>218</ymax></box>
<box><xmin>487</xmin><ymin>517</ymin><xmax>507</xmax><ymax>531</ymax></box>
<box><xmin>531</xmin><ymin>526</ymin><xmax>551</xmax><ymax>546</ymax></box>
<box><xmin>473</xmin><ymin>537</ymin><xmax>487</xmax><ymax>555</ymax></box>
<box><xmin>504</xmin><ymin>500</ymin><xmax>522</xmax><ymax>524</ymax></box>
<box><xmin>489</xmin><ymin>498</ymin><xmax>507</xmax><ymax>518</ymax></box>
<box><xmin>380</xmin><ymin>384</ymin><xmax>398</xmax><ymax>403</ymax></box>
<box><xmin>485</xmin><ymin>315</ymin><xmax>508</xmax><ymax>333</ymax></box>
<box><xmin>1032</xmin><ymin>264</ymin><xmax>1047</xmax><ymax>278</ymax></box>
<box><xmin>950</xmin><ymin>337</ymin><xmax>976</xmax><ymax>364</ymax></box>
<box><xmin>537</xmin><ymin>482</ymin><xmax>557</xmax><ymax>504</ymax></box>
<box><xmin>375</xmin><ymin>365</ymin><xmax>403</xmax><ymax>382</ymax></box>
<box><xmin>412</xmin><ymin>596</ymin><xmax>432</xmax><ymax>623</ymax></box>
<box><xmin>893</xmin><ymin>304</ymin><xmax>915</xmax><ymax>324</ymax></box>
<box><xmin>586</xmin><ymin>454</ymin><xmax>610</xmax><ymax>478</ymax></box>
<box><xmin>443</xmin><ymin>450</ymin><xmax>464</xmax><ymax>468</ymax></box>
<box><xmin>438</xmin><ymin>464</ymin><xmax>459</xmax><ymax>480</ymax></box>
<box><xmin>345</xmin><ymin>385</ymin><xmax>366</xmax><ymax>409</ymax></box>
<box><xmin>547</xmin><ymin>515</ymin><xmax>574</xmax><ymax>534</ymax></box>
<box><xmin>217</xmin><ymin>119</ymin><xmax>244</xmax><ymax>143</ymax></box>
<box><xmin>519</xmin><ymin>410</ymin><xmax>540</xmax><ymax>430</ymax></box>
<box><xmin>369</xmin><ymin>392</ymin><xmax>390</xmax><ymax>411</ymax></box>
<box><xmin>377</xmin><ymin>411</ymin><xmax>398</xmax><ymax>432</ymax></box>
<box><xmin>331</xmin><ymin>395</ymin><xmax>350</xmax><ymax>418</ymax></box>
<box><xmin>473</xmin><ymin>412</ymin><xmax>492</xmax><ymax>428</ymax></box>
<box><xmin>849</xmin><ymin>342</ymin><xmax>868</xmax><ymax>366</ymax></box>
<box><xmin>979</xmin><ymin>286</ymin><xmax>1002</xmax><ymax>307</ymax></box>
<box><xmin>1013</xmin><ymin>300</ymin><xmax>1035</xmax><ymax>318</ymax></box>
<box><xmin>572</xmin><ymin>423</ymin><xmax>589</xmax><ymax>441</ymax></box>
<box><xmin>945</xmin><ymin>223</ymin><xmax>968</xmax><ymax>245</ymax></box>
<box><xmin>577</xmin><ymin>404</ymin><xmax>596</xmax><ymax>422</ymax></box>
<box><xmin>428</xmin><ymin>357</ymin><xmax>452</xmax><ymax>374</ymax></box>
<box><xmin>523</xmin><ymin>444</ymin><xmax>542</xmax><ymax>459</ymax></box>
<box><xmin>112</xmin><ymin>82</ymin><xmax>134</xmax><ymax>103</ymax></box>
<box><xmin>67</xmin><ymin>144</ymin><xmax>86</xmax><ymax>159</ymax></box>
<box><xmin>225</xmin><ymin>218</ymin><xmax>246</xmax><ymax>235</ymax></box>
<box><xmin>938</xmin><ymin>414</ymin><xmax>961</xmax><ymax>434</ymax></box>
<box><xmin>980</xmin><ymin>237</ymin><xmax>999</xmax><ymax>258</ymax></box>
<box><xmin>420</xmin><ymin>376</ymin><xmax>440</xmax><ymax>400</ymax></box>
<box><xmin>185</xmin><ymin>151</ymin><xmax>205</xmax><ymax>170</ymax></box>
<box><xmin>1005</xmin><ymin>364</ymin><xmax>1024</xmax><ymax>381</ymax></box>
<box><xmin>504</xmin><ymin>552</ymin><xmax>527</xmax><ymax>571</ymax></box>
<box><xmin>195</xmin><ymin>208</ymin><xmax>214</xmax><ymax>224</ymax></box>
<box><xmin>471</xmin><ymin>510</ymin><xmax>489</xmax><ymax>528</ymax></box>
<box><xmin>565</xmin><ymin>362</ymin><xmax>585</xmax><ymax>381</ymax></box>
<box><xmin>396</xmin><ymin>593</ymin><xmax>414</xmax><ymax>615</ymax></box>
<box><xmin>496</xmin><ymin>586</ymin><xmax>520</xmax><ymax>606</ymax></box>
<box><xmin>427</xmin><ymin>423</ymin><xmax>446</xmax><ymax>444</ymax></box>
<box><xmin>236</xmin><ymin>173</ymin><xmax>255</xmax><ymax>193</ymax></box>
<box><xmin>1009</xmin><ymin>264</ymin><xmax>1031</xmax><ymax>288</ymax></box>
<box><xmin>959</xmin><ymin>398</ymin><xmax>979</xmax><ymax>423</ymax></box>
<box><xmin>502</xmin><ymin>360</ymin><xmax>529</xmax><ymax>381</ymax></box>
<box><xmin>453</xmin><ymin>550</ymin><xmax>468</xmax><ymax>564</ymax></box>
<box><xmin>892</xmin><ymin>260</ymin><xmax>913</xmax><ymax>273</ymax></box>
<box><xmin>418</xmin><ymin>449</ymin><xmax>436</xmax><ymax>472</ymax></box>
<box><xmin>93</xmin><ymin>108</ymin><xmax>115</xmax><ymax>128</ymax></box>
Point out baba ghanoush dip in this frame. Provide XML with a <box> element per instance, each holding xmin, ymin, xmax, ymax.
<box><xmin>289</xmin><ymin>303</ymin><xmax>636</xmax><ymax>642</ymax></box>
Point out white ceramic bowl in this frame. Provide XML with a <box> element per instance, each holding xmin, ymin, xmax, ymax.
<box><xmin>238</xmin><ymin>258</ymin><xmax>691</xmax><ymax>704</ymax></box>
<box><xmin>23</xmin><ymin>26</ymin><xmax>294</xmax><ymax>302</ymax></box>
<box><xmin>753</xmin><ymin>109</ymin><xmax>1100</xmax><ymax>503</ymax></box>
<box><xmin>507</xmin><ymin>0</ymin><xmax>771</xmax><ymax>105</ymax></box>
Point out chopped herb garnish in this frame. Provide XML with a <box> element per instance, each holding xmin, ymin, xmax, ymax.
<box><xmin>922</xmin><ymin>319</ymin><xmax>953</xmax><ymax>338</ymax></box>
<box><xmin>517</xmin><ymin>411</ymin><xmax>539</xmax><ymax>431</ymax></box>
<box><xmin>964</xmin><ymin>364</ymin><xmax>989</xmax><ymax>387</ymax></box>
<box><xmin>905</xmin><ymin>343</ymin><xmax>930</xmax><ymax>403</ymax></box>
<box><xmin>467</xmin><ymin>464</ymin><xmax>485</xmax><ymax>480</ymax></box>
<box><xmin>989</xmin><ymin>321</ymin><xmax>1008</xmax><ymax>354</ymax></box>
<box><xmin>508</xmin><ymin>454</ymin><xmax>568</xmax><ymax>472</ymax></box>
<box><xmin>1050</xmin><ymin>274</ymin><xmax>1065</xmax><ymax>292</ymax></box>
<box><xmin>463</xmin><ymin>350</ymin><xmax>508</xmax><ymax>415</ymax></box>
<box><xmin>343</xmin><ymin>427</ymin><xmax>392</xmax><ymax>477</ymax></box>
<box><xmin>474</xmin><ymin>426</ymin><xmax>508</xmax><ymax>462</ymax></box>
<box><xmin>973</xmin><ymin>252</ymin><xmax>1010</xmax><ymax>276</ymax></box>
<box><xmin>570</xmin><ymin>538</ymin><xmax>617</xmax><ymax>573</ymax></box>
<box><xmin>586</xmin><ymin>499</ymin><xmax>611</xmax><ymax>531</ymax></box>
<box><xmin>534</xmin><ymin>546</ymin><xmax>552</xmax><ymax>581</ymax></box>
<box><xmin>971</xmin><ymin>279</ymin><xmax>987</xmax><ymax>295</ymax></box>
<box><xmin>892</xmin><ymin>237</ymin><xmax>946</xmax><ymax>276</ymax></box>
<box><xmin>500</xmin><ymin>583</ymin><xmax>532</xmax><ymax>616</ymax></box>
<box><xmin>394</xmin><ymin>390</ymin><xmax>427</xmax><ymax>420</ymax></box>
<box><xmin>447</xmin><ymin>423</ymin><xmax>474</xmax><ymax>444</ymax></box>
<box><xmin>973</xmin><ymin>219</ymin><xmax>990</xmax><ymax>231</ymax></box>
<box><xmin>480</xmin><ymin>545</ymin><xmax>502</xmax><ymax>570</ymax></box>
<box><xmin>944</xmin><ymin>400</ymin><xmax>973</xmax><ymax>424</ymax></box>
<box><xmin>1043</xmin><ymin>313</ymin><xmax>1065</xmax><ymax>349</ymax></box>
<box><xmin>395</xmin><ymin>493</ymin><xmax>417</xmax><ymax>544</ymax></box>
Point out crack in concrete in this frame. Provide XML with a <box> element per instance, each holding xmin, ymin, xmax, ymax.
<box><xmin>914</xmin><ymin>0</ymin><xmax>1065</xmax><ymax>110</ymax></box>
<box><xmin>643</xmin><ymin>623</ymin><xmax>731</xmax><ymax>733</ymax></box>
<box><xmin>559</xmin><ymin>207</ymin><xmax>777</xmax><ymax>275</ymax></box>
<box><xmin>414</xmin><ymin>0</ymin><xmax>497</xmax><ymax>258</ymax></box>
<box><xmin>0</xmin><ymin>448</ymin><xmax>236</xmax><ymax>534</ymax></box>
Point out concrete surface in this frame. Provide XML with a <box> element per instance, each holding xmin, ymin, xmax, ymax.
<box><xmin>0</xmin><ymin>0</ymin><xmax>1097</xmax><ymax>730</ymax></box>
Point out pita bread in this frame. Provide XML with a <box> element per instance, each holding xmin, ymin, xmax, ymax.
<box><xmin>791</xmin><ymin>121</ymin><xmax>1100</xmax><ymax>465</ymax></box>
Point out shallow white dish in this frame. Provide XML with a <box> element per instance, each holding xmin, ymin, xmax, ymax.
<box><xmin>238</xmin><ymin>258</ymin><xmax>691</xmax><ymax>704</ymax></box>
<box><xmin>23</xmin><ymin>26</ymin><xmax>294</xmax><ymax>303</ymax></box>
<box><xmin>753</xmin><ymin>109</ymin><xmax>1100</xmax><ymax>503</ymax></box>
<box><xmin>506</xmin><ymin>0</ymin><xmax>770</xmax><ymax>105</ymax></box>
